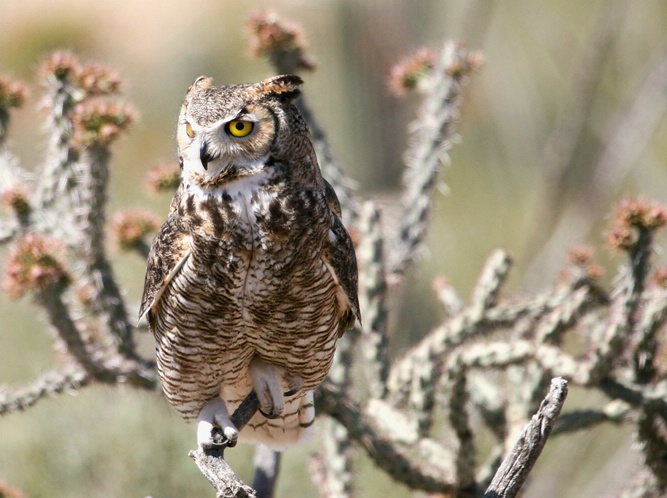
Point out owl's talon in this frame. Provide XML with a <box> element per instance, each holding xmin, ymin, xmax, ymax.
<box><xmin>202</xmin><ymin>438</ymin><xmax>236</xmax><ymax>450</ymax></box>
<box><xmin>201</xmin><ymin>428</ymin><xmax>225</xmax><ymax>450</ymax></box>
<box><xmin>259</xmin><ymin>406</ymin><xmax>281</xmax><ymax>419</ymax></box>
<box><xmin>202</xmin><ymin>427</ymin><xmax>238</xmax><ymax>450</ymax></box>
<box><xmin>197</xmin><ymin>397</ymin><xmax>239</xmax><ymax>449</ymax></box>
<box><xmin>198</xmin><ymin>423</ymin><xmax>239</xmax><ymax>449</ymax></box>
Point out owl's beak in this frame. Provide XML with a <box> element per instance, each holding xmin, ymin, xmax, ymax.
<box><xmin>200</xmin><ymin>140</ymin><xmax>218</xmax><ymax>171</ymax></box>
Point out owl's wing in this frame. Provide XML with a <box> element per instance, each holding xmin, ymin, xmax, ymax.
<box><xmin>322</xmin><ymin>179</ymin><xmax>343</xmax><ymax>219</ymax></box>
<box><xmin>139</xmin><ymin>212</ymin><xmax>191</xmax><ymax>325</ymax></box>
<box><xmin>322</xmin><ymin>206</ymin><xmax>361</xmax><ymax>336</ymax></box>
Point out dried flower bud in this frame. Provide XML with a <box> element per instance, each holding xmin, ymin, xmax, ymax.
<box><xmin>645</xmin><ymin>205</ymin><xmax>667</xmax><ymax>230</ymax></box>
<box><xmin>247</xmin><ymin>10</ymin><xmax>316</xmax><ymax>72</ymax></box>
<box><xmin>145</xmin><ymin>163</ymin><xmax>181</xmax><ymax>193</ymax></box>
<box><xmin>446</xmin><ymin>48</ymin><xmax>484</xmax><ymax>78</ymax></box>
<box><xmin>608</xmin><ymin>198</ymin><xmax>667</xmax><ymax>252</ymax></box>
<box><xmin>653</xmin><ymin>268</ymin><xmax>667</xmax><ymax>289</ymax></box>
<box><xmin>3</xmin><ymin>233</ymin><xmax>71</xmax><ymax>299</ymax></box>
<box><xmin>40</xmin><ymin>51</ymin><xmax>81</xmax><ymax>82</ymax></box>
<box><xmin>40</xmin><ymin>51</ymin><xmax>123</xmax><ymax>105</ymax></box>
<box><xmin>616</xmin><ymin>198</ymin><xmax>667</xmax><ymax>231</ymax></box>
<box><xmin>1</xmin><ymin>186</ymin><xmax>31</xmax><ymax>218</ymax></box>
<box><xmin>70</xmin><ymin>99</ymin><xmax>136</xmax><ymax>148</ymax></box>
<box><xmin>567</xmin><ymin>245</ymin><xmax>593</xmax><ymax>266</ymax></box>
<box><xmin>585</xmin><ymin>263</ymin><xmax>603</xmax><ymax>280</ymax></box>
<box><xmin>388</xmin><ymin>48</ymin><xmax>436</xmax><ymax>96</ymax></box>
<box><xmin>76</xmin><ymin>63</ymin><xmax>122</xmax><ymax>95</ymax></box>
<box><xmin>111</xmin><ymin>210</ymin><xmax>160</xmax><ymax>251</ymax></box>
<box><xmin>0</xmin><ymin>76</ymin><xmax>27</xmax><ymax>110</ymax></box>
<box><xmin>607</xmin><ymin>225</ymin><xmax>638</xmax><ymax>252</ymax></box>
<box><xmin>566</xmin><ymin>245</ymin><xmax>602</xmax><ymax>280</ymax></box>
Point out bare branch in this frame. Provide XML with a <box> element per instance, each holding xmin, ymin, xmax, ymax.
<box><xmin>189</xmin><ymin>448</ymin><xmax>257</xmax><ymax>498</ymax></box>
<box><xmin>188</xmin><ymin>392</ymin><xmax>260</xmax><ymax>497</ymax></box>
<box><xmin>484</xmin><ymin>377</ymin><xmax>568</xmax><ymax>498</ymax></box>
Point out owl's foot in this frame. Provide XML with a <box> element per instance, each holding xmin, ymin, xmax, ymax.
<box><xmin>250</xmin><ymin>356</ymin><xmax>284</xmax><ymax>418</ymax></box>
<box><xmin>250</xmin><ymin>356</ymin><xmax>304</xmax><ymax>419</ymax></box>
<box><xmin>197</xmin><ymin>397</ymin><xmax>239</xmax><ymax>450</ymax></box>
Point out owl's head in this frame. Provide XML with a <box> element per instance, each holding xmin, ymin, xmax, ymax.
<box><xmin>177</xmin><ymin>74</ymin><xmax>305</xmax><ymax>186</ymax></box>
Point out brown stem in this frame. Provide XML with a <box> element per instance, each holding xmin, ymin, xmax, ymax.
<box><xmin>484</xmin><ymin>378</ymin><xmax>568</xmax><ymax>498</ymax></box>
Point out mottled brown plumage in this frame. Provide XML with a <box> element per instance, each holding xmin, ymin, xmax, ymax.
<box><xmin>140</xmin><ymin>75</ymin><xmax>359</xmax><ymax>449</ymax></box>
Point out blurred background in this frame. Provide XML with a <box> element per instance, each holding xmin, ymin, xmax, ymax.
<box><xmin>1</xmin><ymin>1</ymin><xmax>667</xmax><ymax>496</ymax></box>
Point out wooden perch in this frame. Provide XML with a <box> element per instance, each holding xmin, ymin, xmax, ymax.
<box><xmin>189</xmin><ymin>449</ymin><xmax>256</xmax><ymax>498</ymax></box>
<box><xmin>484</xmin><ymin>377</ymin><xmax>568</xmax><ymax>498</ymax></box>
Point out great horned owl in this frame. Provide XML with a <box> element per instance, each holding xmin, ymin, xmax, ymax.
<box><xmin>139</xmin><ymin>75</ymin><xmax>359</xmax><ymax>450</ymax></box>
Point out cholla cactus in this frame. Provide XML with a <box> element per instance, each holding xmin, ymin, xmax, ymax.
<box><xmin>1</xmin><ymin>12</ymin><xmax>667</xmax><ymax>498</ymax></box>
<box><xmin>0</xmin><ymin>52</ymin><xmax>155</xmax><ymax>401</ymax></box>
<box><xmin>247</xmin><ymin>10</ymin><xmax>316</xmax><ymax>73</ymax></box>
<box><xmin>69</xmin><ymin>100</ymin><xmax>136</xmax><ymax>149</ymax></box>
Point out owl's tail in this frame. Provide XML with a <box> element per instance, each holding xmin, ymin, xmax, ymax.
<box><xmin>237</xmin><ymin>390</ymin><xmax>316</xmax><ymax>450</ymax></box>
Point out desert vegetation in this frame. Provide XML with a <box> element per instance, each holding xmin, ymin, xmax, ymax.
<box><xmin>2</xmin><ymin>4</ymin><xmax>667</xmax><ymax>498</ymax></box>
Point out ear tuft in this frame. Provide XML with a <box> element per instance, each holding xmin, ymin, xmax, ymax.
<box><xmin>188</xmin><ymin>76</ymin><xmax>214</xmax><ymax>94</ymax></box>
<box><xmin>256</xmin><ymin>74</ymin><xmax>303</xmax><ymax>101</ymax></box>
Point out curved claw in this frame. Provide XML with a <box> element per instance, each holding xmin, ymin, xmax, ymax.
<box><xmin>259</xmin><ymin>406</ymin><xmax>281</xmax><ymax>420</ymax></box>
<box><xmin>249</xmin><ymin>357</ymin><xmax>305</xmax><ymax>418</ymax></box>
<box><xmin>258</xmin><ymin>390</ymin><xmax>300</xmax><ymax>417</ymax></box>
<box><xmin>197</xmin><ymin>397</ymin><xmax>239</xmax><ymax>449</ymax></box>
<box><xmin>201</xmin><ymin>427</ymin><xmax>238</xmax><ymax>450</ymax></box>
<box><xmin>255</xmin><ymin>389</ymin><xmax>301</xmax><ymax>418</ymax></box>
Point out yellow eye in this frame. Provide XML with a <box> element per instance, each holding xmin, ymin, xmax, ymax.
<box><xmin>185</xmin><ymin>121</ymin><xmax>195</xmax><ymax>138</ymax></box>
<box><xmin>226</xmin><ymin>120</ymin><xmax>254</xmax><ymax>138</ymax></box>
